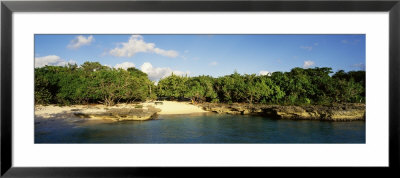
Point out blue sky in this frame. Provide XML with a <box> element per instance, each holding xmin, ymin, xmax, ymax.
<box><xmin>35</xmin><ymin>34</ymin><xmax>365</xmax><ymax>81</ymax></box>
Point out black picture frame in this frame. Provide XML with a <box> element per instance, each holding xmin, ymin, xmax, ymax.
<box><xmin>1</xmin><ymin>0</ymin><xmax>399</xmax><ymax>177</ymax></box>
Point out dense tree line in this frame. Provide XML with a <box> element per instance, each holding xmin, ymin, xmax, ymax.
<box><xmin>35</xmin><ymin>62</ymin><xmax>155</xmax><ymax>106</ymax></box>
<box><xmin>156</xmin><ymin>67</ymin><xmax>365</xmax><ymax>105</ymax></box>
<box><xmin>35</xmin><ymin>62</ymin><xmax>365</xmax><ymax>106</ymax></box>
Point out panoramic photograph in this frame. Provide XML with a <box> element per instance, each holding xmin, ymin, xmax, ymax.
<box><xmin>34</xmin><ymin>34</ymin><xmax>366</xmax><ymax>143</ymax></box>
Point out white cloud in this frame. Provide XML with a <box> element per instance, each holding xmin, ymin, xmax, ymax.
<box><xmin>140</xmin><ymin>62</ymin><xmax>189</xmax><ymax>81</ymax></box>
<box><xmin>303</xmin><ymin>60</ymin><xmax>315</xmax><ymax>68</ymax></box>
<box><xmin>58</xmin><ymin>60</ymin><xmax>76</xmax><ymax>66</ymax></box>
<box><xmin>104</xmin><ymin>64</ymin><xmax>112</xmax><ymax>68</ymax></box>
<box><xmin>114</xmin><ymin>62</ymin><xmax>135</xmax><ymax>70</ymax></box>
<box><xmin>109</xmin><ymin>35</ymin><xmax>178</xmax><ymax>58</ymax></box>
<box><xmin>67</xmin><ymin>35</ymin><xmax>94</xmax><ymax>49</ymax></box>
<box><xmin>259</xmin><ymin>70</ymin><xmax>271</xmax><ymax>76</ymax></box>
<box><xmin>209</xmin><ymin>61</ymin><xmax>218</xmax><ymax>66</ymax></box>
<box><xmin>300</xmin><ymin>46</ymin><xmax>313</xmax><ymax>51</ymax></box>
<box><xmin>35</xmin><ymin>55</ymin><xmax>76</xmax><ymax>68</ymax></box>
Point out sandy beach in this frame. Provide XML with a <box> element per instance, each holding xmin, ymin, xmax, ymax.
<box><xmin>35</xmin><ymin>101</ymin><xmax>209</xmax><ymax>119</ymax></box>
<box><xmin>143</xmin><ymin>101</ymin><xmax>208</xmax><ymax>115</ymax></box>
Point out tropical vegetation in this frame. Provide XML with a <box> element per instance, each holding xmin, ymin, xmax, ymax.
<box><xmin>35</xmin><ymin>62</ymin><xmax>365</xmax><ymax>106</ymax></box>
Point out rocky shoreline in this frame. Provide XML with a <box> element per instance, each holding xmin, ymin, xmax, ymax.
<box><xmin>34</xmin><ymin>104</ymin><xmax>162</xmax><ymax>121</ymax></box>
<box><xmin>73</xmin><ymin>105</ymin><xmax>161</xmax><ymax>121</ymax></box>
<box><xmin>35</xmin><ymin>102</ymin><xmax>366</xmax><ymax>122</ymax></box>
<box><xmin>197</xmin><ymin>103</ymin><xmax>365</xmax><ymax>121</ymax></box>
<box><xmin>34</xmin><ymin>101</ymin><xmax>207</xmax><ymax>121</ymax></box>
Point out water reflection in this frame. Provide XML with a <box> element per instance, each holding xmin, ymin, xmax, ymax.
<box><xmin>35</xmin><ymin>113</ymin><xmax>365</xmax><ymax>143</ymax></box>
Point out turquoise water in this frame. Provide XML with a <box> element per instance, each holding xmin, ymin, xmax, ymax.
<box><xmin>35</xmin><ymin>113</ymin><xmax>365</xmax><ymax>143</ymax></box>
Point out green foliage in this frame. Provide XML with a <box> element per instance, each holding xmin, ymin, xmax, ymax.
<box><xmin>34</xmin><ymin>74</ymin><xmax>52</xmax><ymax>104</ymax></box>
<box><xmin>34</xmin><ymin>61</ymin><xmax>155</xmax><ymax>106</ymax></box>
<box><xmin>35</xmin><ymin>62</ymin><xmax>365</xmax><ymax>106</ymax></box>
<box><xmin>184</xmin><ymin>75</ymin><xmax>217</xmax><ymax>103</ymax></box>
<box><xmin>156</xmin><ymin>67</ymin><xmax>365</xmax><ymax>105</ymax></box>
<box><xmin>156</xmin><ymin>73</ymin><xmax>188</xmax><ymax>100</ymax></box>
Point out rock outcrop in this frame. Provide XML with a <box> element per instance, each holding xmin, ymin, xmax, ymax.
<box><xmin>73</xmin><ymin>105</ymin><xmax>161</xmax><ymax>121</ymax></box>
<box><xmin>199</xmin><ymin>103</ymin><xmax>365</xmax><ymax>121</ymax></box>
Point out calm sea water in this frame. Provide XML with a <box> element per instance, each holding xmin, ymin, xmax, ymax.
<box><xmin>35</xmin><ymin>113</ymin><xmax>365</xmax><ymax>143</ymax></box>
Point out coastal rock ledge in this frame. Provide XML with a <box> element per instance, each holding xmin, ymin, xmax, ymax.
<box><xmin>198</xmin><ymin>103</ymin><xmax>365</xmax><ymax>121</ymax></box>
<box><xmin>73</xmin><ymin>105</ymin><xmax>161</xmax><ymax>121</ymax></box>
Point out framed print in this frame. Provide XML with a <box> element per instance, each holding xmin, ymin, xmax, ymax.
<box><xmin>1</xmin><ymin>0</ymin><xmax>399</xmax><ymax>177</ymax></box>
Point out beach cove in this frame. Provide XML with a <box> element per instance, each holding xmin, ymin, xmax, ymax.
<box><xmin>34</xmin><ymin>101</ymin><xmax>366</xmax><ymax>143</ymax></box>
<box><xmin>35</xmin><ymin>101</ymin><xmax>209</xmax><ymax>121</ymax></box>
<box><xmin>35</xmin><ymin>101</ymin><xmax>365</xmax><ymax>121</ymax></box>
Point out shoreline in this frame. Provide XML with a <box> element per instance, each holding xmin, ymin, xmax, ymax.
<box><xmin>197</xmin><ymin>102</ymin><xmax>366</xmax><ymax>121</ymax></box>
<box><xmin>34</xmin><ymin>101</ymin><xmax>210</xmax><ymax>121</ymax></box>
<box><xmin>35</xmin><ymin>101</ymin><xmax>365</xmax><ymax>121</ymax></box>
<box><xmin>142</xmin><ymin>101</ymin><xmax>209</xmax><ymax>115</ymax></box>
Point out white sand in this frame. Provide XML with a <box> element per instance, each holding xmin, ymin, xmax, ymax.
<box><xmin>143</xmin><ymin>101</ymin><xmax>209</xmax><ymax>115</ymax></box>
<box><xmin>35</xmin><ymin>101</ymin><xmax>209</xmax><ymax>119</ymax></box>
<box><xmin>35</xmin><ymin>104</ymin><xmax>108</xmax><ymax>119</ymax></box>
